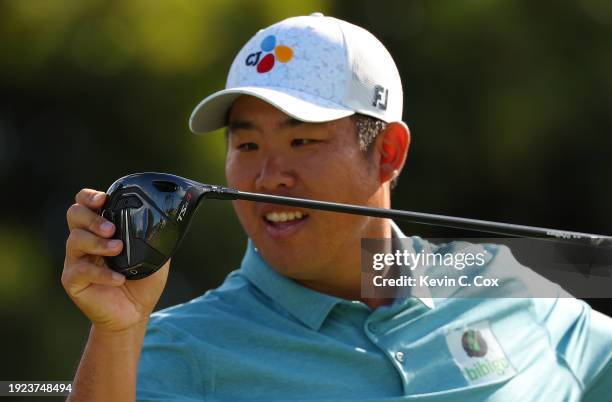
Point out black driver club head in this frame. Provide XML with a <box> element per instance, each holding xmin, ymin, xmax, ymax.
<box><xmin>101</xmin><ymin>172</ymin><xmax>235</xmax><ymax>280</ymax></box>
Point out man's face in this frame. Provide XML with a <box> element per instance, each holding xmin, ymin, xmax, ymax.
<box><xmin>225</xmin><ymin>96</ymin><xmax>386</xmax><ymax>281</ymax></box>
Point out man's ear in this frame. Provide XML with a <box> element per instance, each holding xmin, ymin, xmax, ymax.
<box><xmin>377</xmin><ymin>121</ymin><xmax>410</xmax><ymax>184</ymax></box>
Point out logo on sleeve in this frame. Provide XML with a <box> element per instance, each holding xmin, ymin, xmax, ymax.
<box><xmin>446</xmin><ymin>322</ymin><xmax>516</xmax><ymax>386</ymax></box>
<box><xmin>245</xmin><ymin>35</ymin><xmax>294</xmax><ymax>73</ymax></box>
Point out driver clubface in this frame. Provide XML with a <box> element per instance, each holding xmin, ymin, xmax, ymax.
<box><xmin>101</xmin><ymin>172</ymin><xmax>207</xmax><ymax>279</ymax></box>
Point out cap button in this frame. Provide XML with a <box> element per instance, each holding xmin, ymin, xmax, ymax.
<box><xmin>310</xmin><ymin>12</ymin><xmax>324</xmax><ymax>17</ymax></box>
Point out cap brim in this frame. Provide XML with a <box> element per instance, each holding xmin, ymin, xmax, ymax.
<box><xmin>189</xmin><ymin>86</ymin><xmax>355</xmax><ymax>134</ymax></box>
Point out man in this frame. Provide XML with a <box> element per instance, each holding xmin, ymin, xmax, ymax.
<box><xmin>62</xmin><ymin>14</ymin><xmax>612</xmax><ymax>401</ymax></box>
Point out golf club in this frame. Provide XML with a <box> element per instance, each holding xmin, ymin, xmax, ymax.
<box><xmin>101</xmin><ymin>172</ymin><xmax>612</xmax><ymax>279</ymax></box>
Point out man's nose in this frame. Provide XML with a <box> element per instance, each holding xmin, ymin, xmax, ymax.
<box><xmin>255</xmin><ymin>155</ymin><xmax>296</xmax><ymax>192</ymax></box>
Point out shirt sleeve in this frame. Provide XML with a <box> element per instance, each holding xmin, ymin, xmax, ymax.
<box><xmin>580</xmin><ymin>309</ymin><xmax>612</xmax><ymax>402</ymax></box>
<box><xmin>582</xmin><ymin>358</ymin><xmax>612</xmax><ymax>402</ymax></box>
<box><xmin>136</xmin><ymin>320</ymin><xmax>205</xmax><ymax>402</ymax></box>
<box><xmin>536</xmin><ymin>298</ymin><xmax>612</xmax><ymax>401</ymax></box>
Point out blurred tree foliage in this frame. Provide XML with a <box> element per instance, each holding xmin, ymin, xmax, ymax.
<box><xmin>0</xmin><ymin>0</ymin><xmax>611</xmax><ymax>394</ymax></box>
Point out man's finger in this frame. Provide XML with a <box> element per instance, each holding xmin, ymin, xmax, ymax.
<box><xmin>66</xmin><ymin>228</ymin><xmax>123</xmax><ymax>261</ymax></box>
<box><xmin>67</xmin><ymin>203</ymin><xmax>115</xmax><ymax>236</ymax></box>
<box><xmin>62</xmin><ymin>261</ymin><xmax>125</xmax><ymax>297</ymax></box>
<box><xmin>75</xmin><ymin>188</ymin><xmax>107</xmax><ymax>210</ymax></box>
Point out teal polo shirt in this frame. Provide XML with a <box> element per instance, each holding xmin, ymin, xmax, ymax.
<box><xmin>137</xmin><ymin>222</ymin><xmax>612</xmax><ymax>401</ymax></box>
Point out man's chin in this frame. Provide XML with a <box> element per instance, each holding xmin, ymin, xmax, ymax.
<box><xmin>257</xmin><ymin>245</ymin><xmax>313</xmax><ymax>275</ymax></box>
<box><xmin>266</xmin><ymin>262</ymin><xmax>317</xmax><ymax>283</ymax></box>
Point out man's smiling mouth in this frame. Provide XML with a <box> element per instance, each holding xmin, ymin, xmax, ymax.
<box><xmin>262</xmin><ymin>209</ymin><xmax>310</xmax><ymax>237</ymax></box>
<box><xmin>264</xmin><ymin>211</ymin><xmax>307</xmax><ymax>223</ymax></box>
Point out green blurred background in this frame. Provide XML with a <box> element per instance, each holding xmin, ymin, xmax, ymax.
<box><xmin>1</xmin><ymin>0</ymin><xmax>611</xmax><ymax>397</ymax></box>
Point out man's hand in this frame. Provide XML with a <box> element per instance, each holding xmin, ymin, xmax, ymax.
<box><xmin>62</xmin><ymin>188</ymin><xmax>171</xmax><ymax>402</ymax></box>
<box><xmin>62</xmin><ymin>188</ymin><xmax>169</xmax><ymax>333</ymax></box>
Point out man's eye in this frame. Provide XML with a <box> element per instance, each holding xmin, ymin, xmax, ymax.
<box><xmin>237</xmin><ymin>143</ymin><xmax>258</xmax><ymax>151</ymax></box>
<box><xmin>291</xmin><ymin>139</ymin><xmax>317</xmax><ymax>146</ymax></box>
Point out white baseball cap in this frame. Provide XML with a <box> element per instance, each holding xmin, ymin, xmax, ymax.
<box><xmin>189</xmin><ymin>12</ymin><xmax>403</xmax><ymax>133</ymax></box>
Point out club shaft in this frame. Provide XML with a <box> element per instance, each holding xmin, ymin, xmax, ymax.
<box><xmin>229</xmin><ymin>190</ymin><xmax>612</xmax><ymax>248</ymax></box>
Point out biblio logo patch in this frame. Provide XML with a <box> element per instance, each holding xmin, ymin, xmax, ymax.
<box><xmin>245</xmin><ymin>35</ymin><xmax>294</xmax><ymax>73</ymax></box>
<box><xmin>462</xmin><ymin>329</ymin><xmax>488</xmax><ymax>357</ymax></box>
<box><xmin>445</xmin><ymin>322</ymin><xmax>516</xmax><ymax>386</ymax></box>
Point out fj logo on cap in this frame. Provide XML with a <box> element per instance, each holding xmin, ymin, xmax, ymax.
<box><xmin>245</xmin><ymin>35</ymin><xmax>293</xmax><ymax>74</ymax></box>
<box><xmin>373</xmin><ymin>85</ymin><xmax>388</xmax><ymax>110</ymax></box>
<box><xmin>445</xmin><ymin>322</ymin><xmax>517</xmax><ymax>386</ymax></box>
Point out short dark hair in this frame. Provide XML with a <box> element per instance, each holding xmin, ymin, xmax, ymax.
<box><xmin>351</xmin><ymin>114</ymin><xmax>400</xmax><ymax>189</ymax></box>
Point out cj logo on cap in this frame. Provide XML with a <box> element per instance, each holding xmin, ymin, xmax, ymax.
<box><xmin>245</xmin><ymin>35</ymin><xmax>293</xmax><ymax>73</ymax></box>
<box><xmin>461</xmin><ymin>329</ymin><xmax>488</xmax><ymax>357</ymax></box>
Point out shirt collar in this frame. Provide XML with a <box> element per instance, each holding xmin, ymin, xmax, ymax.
<box><xmin>239</xmin><ymin>239</ymin><xmax>342</xmax><ymax>331</ymax></box>
<box><xmin>239</xmin><ymin>220</ymin><xmax>434</xmax><ymax>331</ymax></box>
<box><xmin>389</xmin><ymin>221</ymin><xmax>435</xmax><ymax>309</ymax></box>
